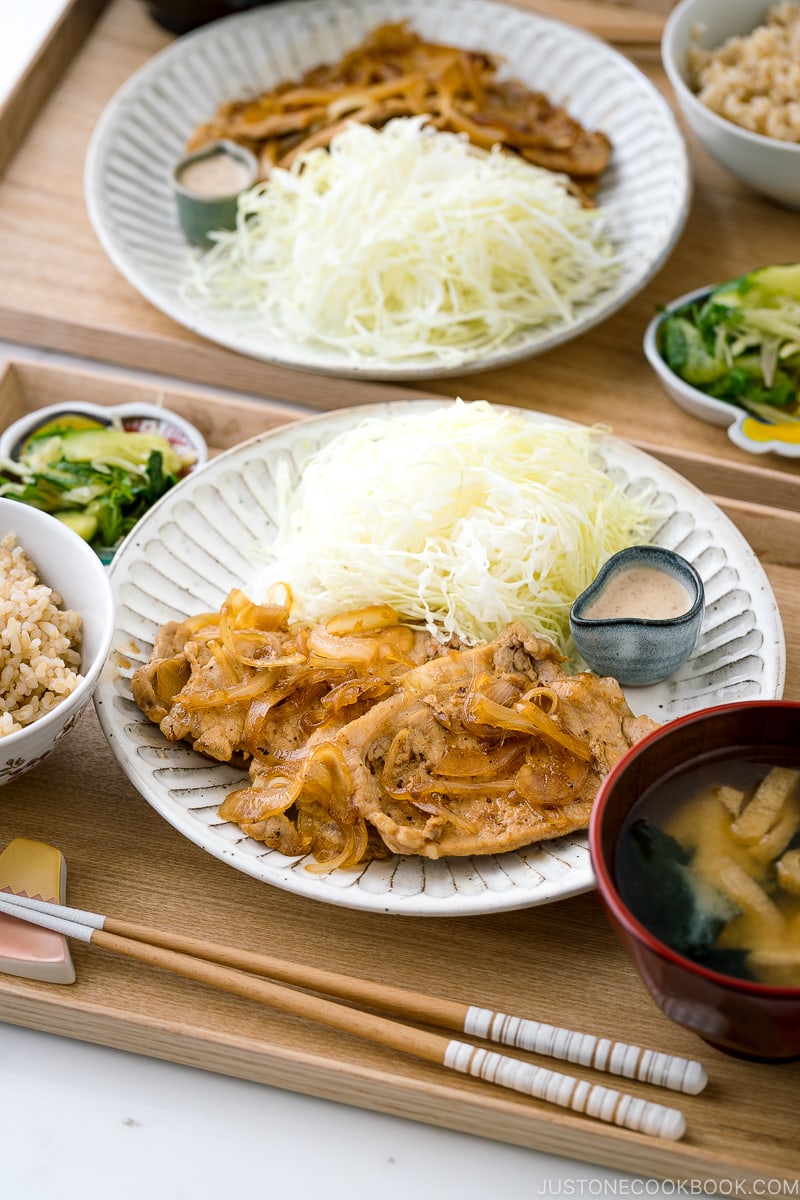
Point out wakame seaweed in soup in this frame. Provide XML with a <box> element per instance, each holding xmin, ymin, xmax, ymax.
<box><xmin>614</xmin><ymin>750</ymin><xmax>800</xmax><ymax>988</ymax></box>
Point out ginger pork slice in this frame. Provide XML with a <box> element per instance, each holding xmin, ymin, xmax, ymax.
<box><xmin>131</xmin><ymin>598</ymin><xmax>450</xmax><ymax>766</ymax></box>
<box><xmin>131</xmin><ymin>618</ymin><xmax>304</xmax><ymax>762</ymax></box>
<box><xmin>332</xmin><ymin>624</ymin><xmax>658</xmax><ymax>859</ymax></box>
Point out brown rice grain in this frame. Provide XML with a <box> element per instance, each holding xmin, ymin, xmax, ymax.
<box><xmin>0</xmin><ymin>531</ymin><xmax>83</xmax><ymax>737</ymax></box>
<box><xmin>688</xmin><ymin>4</ymin><xmax>800</xmax><ymax>143</ymax></box>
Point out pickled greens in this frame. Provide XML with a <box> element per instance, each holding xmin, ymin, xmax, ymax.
<box><xmin>659</xmin><ymin>264</ymin><xmax>800</xmax><ymax>422</ymax></box>
<box><xmin>255</xmin><ymin>400</ymin><xmax>664</xmax><ymax>653</ymax></box>
<box><xmin>185</xmin><ymin>117</ymin><xmax>618</xmax><ymax>366</ymax></box>
<box><xmin>0</xmin><ymin>424</ymin><xmax>194</xmax><ymax>559</ymax></box>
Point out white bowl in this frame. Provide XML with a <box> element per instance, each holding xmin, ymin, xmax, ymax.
<box><xmin>0</xmin><ymin>499</ymin><xmax>115</xmax><ymax>785</ymax></box>
<box><xmin>643</xmin><ymin>284</ymin><xmax>731</xmax><ymax>426</ymax></box>
<box><xmin>0</xmin><ymin>400</ymin><xmax>207</xmax><ymax>468</ymax></box>
<box><xmin>662</xmin><ymin>0</ymin><xmax>800</xmax><ymax>209</ymax></box>
<box><xmin>643</xmin><ymin>285</ymin><xmax>800</xmax><ymax>459</ymax></box>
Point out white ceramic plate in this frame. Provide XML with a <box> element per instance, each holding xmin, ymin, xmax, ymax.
<box><xmin>84</xmin><ymin>0</ymin><xmax>690</xmax><ymax>381</ymax></box>
<box><xmin>94</xmin><ymin>401</ymin><xmax>785</xmax><ymax>917</ymax></box>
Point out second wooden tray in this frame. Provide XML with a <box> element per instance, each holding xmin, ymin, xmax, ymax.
<box><xmin>0</xmin><ymin>357</ymin><xmax>799</xmax><ymax>1188</ymax></box>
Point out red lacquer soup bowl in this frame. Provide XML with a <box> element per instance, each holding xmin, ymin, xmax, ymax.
<box><xmin>589</xmin><ymin>701</ymin><xmax>800</xmax><ymax>1061</ymax></box>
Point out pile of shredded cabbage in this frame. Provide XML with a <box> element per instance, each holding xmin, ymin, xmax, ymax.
<box><xmin>186</xmin><ymin>117</ymin><xmax>618</xmax><ymax>365</ymax></box>
<box><xmin>256</xmin><ymin>401</ymin><xmax>663</xmax><ymax>653</ymax></box>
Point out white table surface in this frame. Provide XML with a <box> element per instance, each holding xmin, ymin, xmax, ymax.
<box><xmin>0</xmin><ymin>7</ymin><xmax>681</xmax><ymax>1195</ymax></box>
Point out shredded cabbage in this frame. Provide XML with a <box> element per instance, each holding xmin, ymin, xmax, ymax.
<box><xmin>255</xmin><ymin>401</ymin><xmax>664</xmax><ymax>653</ymax></box>
<box><xmin>185</xmin><ymin>117</ymin><xmax>618</xmax><ymax>365</ymax></box>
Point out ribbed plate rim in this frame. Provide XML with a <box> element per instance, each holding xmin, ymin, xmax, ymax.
<box><xmin>93</xmin><ymin>402</ymin><xmax>786</xmax><ymax>916</ymax></box>
<box><xmin>84</xmin><ymin>0</ymin><xmax>691</xmax><ymax>381</ymax></box>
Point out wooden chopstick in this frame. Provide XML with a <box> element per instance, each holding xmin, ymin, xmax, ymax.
<box><xmin>0</xmin><ymin>890</ymin><xmax>706</xmax><ymax>1094</ymax></box>
<box><xmin>0</xmin><ymin>892</ymin><xmax>690</xmax><ymax>1138</ymax></box>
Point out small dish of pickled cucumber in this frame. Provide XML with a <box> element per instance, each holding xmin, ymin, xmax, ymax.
<box><xmin>644</xmin><ymin>264</ymin><xmax>800</xmax><ymax>458</ymax></box>
<box><xmin>0</xmin><ymin>401</ymin><xmax>207</xmax><ymax>562</ymax></box>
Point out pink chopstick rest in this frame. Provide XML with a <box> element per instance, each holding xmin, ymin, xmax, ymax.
<box><xmin>0</xmin><ymin>838</ymin><xmax>76</xmax><ymax>984</ymax></box>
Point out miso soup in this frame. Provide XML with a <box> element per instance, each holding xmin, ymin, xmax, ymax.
<box><xmin>615</xmin><ymin>750</ymin><xmax>800</xmax><ymax>988</ymax></box>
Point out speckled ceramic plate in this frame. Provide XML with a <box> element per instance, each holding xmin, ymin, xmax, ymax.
<box><xmin>94</xmin><ymin>402</ymin><xmax>785</xmax><ymax>916</ymax></box>
<box><xmin>84</xmin><ymin>0</ymin><xmax>690</xmax><ymax>381</ymax></box>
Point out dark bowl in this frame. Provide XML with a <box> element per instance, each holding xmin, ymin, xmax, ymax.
<box><xmin>589</xmin><ymin>700</ymin><xmax>800</xmax><ymax>1061</ymax></box>
<box><xmin>140</xmin><ymin>0</ymin><xmax>275</xmax><ymax>34</ymax></box>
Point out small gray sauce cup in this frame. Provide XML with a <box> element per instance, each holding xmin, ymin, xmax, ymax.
<box><xmin>173</xmin><ymin>140</ymin><xmax>259</xmax><ymax>247</ymax></box>
<box><xmin>569</xmin><ymin>545</ymin><xmax>705</xmax><ymax>686</ymax></box>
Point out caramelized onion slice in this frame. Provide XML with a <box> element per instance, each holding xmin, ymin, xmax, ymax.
<box><xmin>325</xmin><ymin>603</ymin><xmax>401</xmax><ymax>636</ymax></box>
<box><xmin>178</xmin><ymin>668</ymin><xmax>280</xmax><ymax>711</ymax></box>
<box><xmin>206</xmin><ymin>639</ymin><xmax>243</xmax><ymax>684</ymax></box>
<box><xmin>307</xmin><ymin>623</ymin><xmax>417</xmax><ymax>666</ymax></box>
<box><xmin>217</xmin><ymin>587</ymin><xmax>299</xmax><ymax>668</ymax></box>
<box><xmin>304</xmin><ymin>818</ymin><xmax>370</xmax><ymax>873</ymax></box>
<box><xmin>325</xmin><ymin>73</ymin><xmax>428</xmax><ymax>121</ymax></box>
<box><xmin>520</xmin><ymin>685</ymin><xmax>559</xmax><ymax>714</ymax></box>
<box><xmin>304</xmin><ymin>741</ymin><xmax>358</xmax><ymax>823</ymax></box>
<box><xmin>322</xmin><ymin>675</ymin><xmax>394</xmax><ymax>712</ymax></box>
<box><xmin>433</xmin><ymin>741</ymin><xmax>524</xmax><ymax>778</ymax></box>
<box><xmin>476</xmin><ymin>675</ymin><xmax>524</xmax><ymax>709</ymax></box>
<box><xmin>466</xmin><ymin>692</ymin><xmax>592</xmax><ymax>762</ymax></box>
<box><xmin>230</xmin><ymin>640</ymin><xmax>305</xmax><ymax>670</ymax></box>
<box><xmin>514</xmin><ymin>752</ymin><xmax>591</xmax><ymax>807</ymax></box>
<box><xmin>221</xmin><ymin>587</ymin><xmax>291</xmax><ymax>632</ymax></box>
<box><xmin>219</xmin><ymin>775</ymin><xmax>297</xmax><ymax>823</ymax></box>
<box><xmin>381</xmin><ymin>727</ymin><xmax>410</xmax><ymax>788</ymax></box>
<box><xmin>175</xmin><ymin>613</ymin><xmax>220</xmax><ymax>639</ymax></box>
<box><xmin>151</xmin><ymin>657</ymin><xmax>191</xmax><ymax>707</ymax></box>
<box><xmin>407</xmin><ymin>797</ymin><xmax>479</xmax><ymax>833</ymax></box>
<box><xmin>381</xmin><ymin>774</ymin><xmax>513</xmax><ymax>802</ymax></box>
<box><xmin>514</xmin><ymin>698</ymin><xmax>592</xmax><ymax>762</ymax></box>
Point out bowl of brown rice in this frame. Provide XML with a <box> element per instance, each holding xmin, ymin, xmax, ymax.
<box><xmin>662</xmin><ymin>0</ymin><xmax>800</xmax><ymax>208</ymax></box>
<box><xmin>0</xmin><ymin>498</ymin><xmax>114</xmax><ymax>785</ymax></box>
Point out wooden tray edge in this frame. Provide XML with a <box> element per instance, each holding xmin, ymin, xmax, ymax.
<box><xmin>4</xmin><ymin>354</ymin><xmax>800</xmax><ymax>521</ymax></box>
<box><xmin>0</xmin><ymin>985</ymin><xmax>781</xmax><ymax>1188</ymax></box>
<box><xmin>0</xmin><ymin>0</ymin><xmax>110</xmax><ymax>179</ymax></box>
<box><xmin>635</xmin><ymin>438</ymin><xmax>800</xmax><ymax>517</ymax></box>
<box><xmin>0</xmin><ymin>354</ymin><xmax>310</xmax><ymax>451</ymax></box>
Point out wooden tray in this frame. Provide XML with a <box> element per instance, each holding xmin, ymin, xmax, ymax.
<box><xmin>0</xmin><ymin>0</ymin><xmax>799</xmax><ymax>491</ymax></box>
<box><xmin>0</xmin><ymin>0</ymin><xmax>108</xmax><ymax>177</ymax></box>
<box><xmin>1</xmin><ymin>358</ymin><xmax>799</xmax><ymax>1188</ymax></box>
